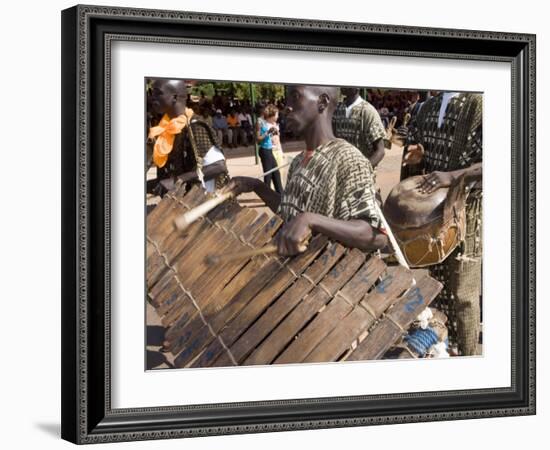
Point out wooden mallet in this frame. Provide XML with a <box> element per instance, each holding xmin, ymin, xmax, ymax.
<box><xmin>204</xmin><ymin>230</ymin><xmax>311</xmax><ymax>265</ymax></box>
<box><xmin>173</xmin><ymin>159</ymin><xmax>294</xmax><ymax>233</ymax></box>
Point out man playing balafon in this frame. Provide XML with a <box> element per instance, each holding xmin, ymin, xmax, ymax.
<box><xmin>226</xmin><ymin>85</ymin><xmax>388</xmax><ymax>256</ymax></box>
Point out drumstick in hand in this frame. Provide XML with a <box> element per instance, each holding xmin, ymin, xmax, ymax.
<box><xmin>173</xmin><ymin>158</ymin><xmax>295</xmax><ymax>232</ymax></box>
<box><xmin>205</xmin><ymin>230</ymin><xmax>310</xmax><ymax>265</ymax></box>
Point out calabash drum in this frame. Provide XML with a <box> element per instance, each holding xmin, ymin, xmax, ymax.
<box><xmin>383</xmin><ymin>174</ymin><xmax>469</xmax><ymax>268</ymax></box>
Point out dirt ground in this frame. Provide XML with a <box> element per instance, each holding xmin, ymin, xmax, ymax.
<box><xmin>146</xmin><ymin>141</ymin><xmax>405</xmax><ymax>370</ymax></box>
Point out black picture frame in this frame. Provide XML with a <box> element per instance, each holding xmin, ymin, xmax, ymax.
<box><xmin>61</xmin><ymin>4</ymin><xmax>536</xmax><ymax>444</ymax></box>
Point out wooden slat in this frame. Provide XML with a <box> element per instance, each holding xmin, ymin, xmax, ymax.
<box><xmin>206</xmin><ymin>237</ymin><xmax>333</xmax><ymax>368</ymax></box>
<box><xmin>172</xmin><ymin>203</ymin><xmax>247</xmax><ymax>285</ymax></box>
<box><xmin>164</xmin><ymin>215</ymin><xmax>282</xmax><ymax>341</ymax></box>
<box><xmin>147</xmin><ymin>197</ymin><xmax>230</xmax><ymax>293</ymax></box>
<box><xmin>157</xmin><ymin>207</ymin><xmax>255</xmax><ymax>328</ymax></box>
<box><xmin>148</xmin><ymin>204</ymin><xmax>238</xmax><ymax>322</ymax></box>
<box><xmin>275</xmin><ymin>256</ymin><xmax>387</xmax><ymax>364</ymax></box>
<box><xmin>147</xmin><ymin>187</ymin><xmax>215</xmax><ymax>280</ymax></box>
<box><xmin>146</xmin><ymin>184</ymin><xmax>197</xmax><ymax>262</ymax></box>
<box><xmin>228</xmin><ymin>243</ymin><xmax>348</xmax><ymax>365</ymax></box>
<box><xmin>170</xmin><ymin>254</ymin><xmax>283</xmax><ymax>367</ymax></box>
<box><xmin>146</xmin><ymin>182</ymin><xmax>189</xmax><ymax>233</ymax></box>
<box><xmin>243</xmin><ymin>249</ymin><xmax>366</xmax><ymax>366</ymax></box>
<box><xmin>147</xmin><ymin>191</ymin><xmax>225</xmax><ymax>289</ymax></box>
<box><xmin>148</xmin><ymin>202</ymin><xmax>240</xmax><ymax>301</ymax></box>
<box><xmin>160</xmin><ymin>210</ymin><xmax>268</xmax><ymax>333</ymax></box>
<box><xmin>153</xmin><ymin>277</ymin><xmax>181</xmax><ymax>314</ymax></box>
<box><xmin>183</xmin><ymin>236</ymin><xmax>328</xmax><ymax>368</ymax></box>
<box><xmin>166</xmin><ymin>218</ymin><xmax>285</xmax><ymax>366</ymax></box>
<box><xmin>190</xmin><ymin>212</ymin><xmax>272</xmax><ymax>304</ymax></box>
<box><xmin>147</xmin><ymin>185</ymin><xmax>205</xmax><ymax>246</ymax></box>
<box><xmin>302</xmin><ymin>265</ymin><xmax>414</xmax><ymax>363</ymax></box>
<box><xmin>346</xmin><ymin>275</ymin><xmax>442</xmax><ymax>361</ymax></box>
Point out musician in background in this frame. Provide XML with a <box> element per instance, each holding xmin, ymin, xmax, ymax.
<box><xmin>226</xmin><ymin>85</ymin><xmax>388</xmax><ymax>257</ymax></box>
<box><xmin>332</xmin><ymin>87</ymin><xmax>387</xmax><ymax>167</ymax></box>
<box><xmin>402</xmin><ymin>91</ymin><xmax>483</xmax><ymax>356</ymax></box>
<box><xmin>147</xmin><ymin>79</ymin><xmax>229</xmax><ymax>196</ymax></box>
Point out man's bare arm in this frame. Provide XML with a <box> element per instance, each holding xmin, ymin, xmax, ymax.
<box><xmin>277</xmin><ymin>212</ymin><xmax>388</xmax><ymax>256</ymax></box>
<box><xmin>369</xmin><ymin>138</ymin><xmax>386</xmax><ymax>168</ymax></box>
<box><xmin>224</xmin><ymin>176</ymin><xmax>281</xmax><ymax>213</ymax></box>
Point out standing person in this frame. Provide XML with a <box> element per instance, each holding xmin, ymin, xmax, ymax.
<box><xmin>147</xmin><ymin>79</ymin><xmax>228</xmax><ymax>195</ymax></box>
<box><xmin>225</xmin><ymin>85</ymin><xmax>388</xmax><ymax>257</ymax></box>
<box><xmin>257</xmin><ymin>104</ymin><xmax>283</xmax><ymax>193</ymax></box>
<box><xmin>402</xmin><ymin>91</ymin><xmax>483</xmax><ymax>356</ymax></box>
<box><xmin>332</xmin><ymin>87</ymin><xmax>387</xmax><ymax>167</ymax></box>
<box><xmin>270</xmin><ymin>110</ymin><xmax>286</xmax><ymax>181</ymax></box>
<box><xmin>198</xmin><ymin>103</ymin><xmax>213</xmax><ymax>127</ymax></box>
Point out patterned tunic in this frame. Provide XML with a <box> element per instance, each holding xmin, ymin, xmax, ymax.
<box><xmin>332</xmin><ymin>100</ymin><xmax>387</xmax><ymax>160</ymax></box>
<box><xmin>405</xmin><ymin>93</ymin><xmax>482</xmax><ymax>174</ymax></box>
<box><xmin>157</xmin><ymin>118</ymin><xmax>229</xmax><ymax>189</ymax></box>
<box><xmin>278</xmin><ymin>139</ymin><xmax>382</xmax><ymax>230</ymax></box>
<box><xmin>402</xmin><ymin>92</ymin><xmax>483</xmax><ymax>356</ymax></box>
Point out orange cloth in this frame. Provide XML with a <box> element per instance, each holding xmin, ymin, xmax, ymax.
<box><xmin>227</xmin><ymin>115</ymin><xmax>240</xmax><ymax>127</ymax></box>
<box><xmin>148</xmin><ymin>109</ymin><xmax>194</xmax><ymax>168</ymax></box>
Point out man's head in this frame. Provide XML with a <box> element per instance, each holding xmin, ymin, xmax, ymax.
<box><xmin>341</xmin><ymin>87</ymin><xmax>360</xmax><ymax>106</ymax></box>
<box><xmin>284</xmin><ymin>85</ymin><xmax>338</xmax><ymax>136</ymax></box>
<box><xmin>149</xmin><ymin>79</ymin><xmax>187</xmax><ymax>116</ymax></box>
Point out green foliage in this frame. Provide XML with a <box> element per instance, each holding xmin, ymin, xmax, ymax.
<box><xmin>189</xmin><ymin>81</ymin><xmax>285</xmax><ymax>102</ymax></box>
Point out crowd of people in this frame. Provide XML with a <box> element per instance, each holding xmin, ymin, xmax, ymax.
<box><xmin>366</xmin><ymin>89</ymin><xmax>429</xmax><ymax>128</ymax></box>
<box><xmin>182</xmin><ymin>87</ymin><xmax>430</xmax><ymax>150</ymax></box>
<box><xmin>186</xmin><ymin>95</ymin><xmax>292</xmax><ymax>148</ymax></box>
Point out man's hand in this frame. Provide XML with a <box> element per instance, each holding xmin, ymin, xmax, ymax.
<box><xmin>277</xmin><ymin>213</ymin><xmax>312</xmax><ymax>256</ymax></box>
<box><xmin>403</xmin><ymin>144</ymin><xmax>424</xmax><ymax>166</ymax></box>
<box><xmin>417</xmin><ymin>171</ymin><xmax>456</xmax><ymax>194</ymax></box>
<box><xmin>223</xmin><ymin>176</ymin><xmax>260</xmax><ymax>196</ymax></box>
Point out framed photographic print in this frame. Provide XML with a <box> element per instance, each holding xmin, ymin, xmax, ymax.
<box><xmin>61</xmin><ymin>4</ymin><xmax>536</xmax><ymax>444</ymax></box>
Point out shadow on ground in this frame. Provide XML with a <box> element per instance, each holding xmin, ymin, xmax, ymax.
<box><xmin>35</xmin><ymin>423</ymin><xmax>60</xmax><ymax>438</ymax></box>
<box><xmin>146</xmin><ymin>349</ymin><xmax>174</xmax><ymax>369</ymax></box>
<box><xmin>146</xmin><ymin>325</ymin><xmax>166</xmax><ymax>347</ymax></box>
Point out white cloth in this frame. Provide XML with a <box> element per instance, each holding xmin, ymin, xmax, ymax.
<box><xmin>202</xmin><ymin>145</ymin><xmax>225</xmax><ymax>193</ymax></box>
<box><xmin>345</xmin><ymin>95</ymin><xmax>364</xmax><ymax>118</ymax></box>
<box><xmin>429</xmin><ymin>341</ymin><xmax>450</xmax><ymax>358</ymax></box>
<box><xmin>415</xmin><ymin>308</ymin><xmax>434</xmax><ymax>330</ymax></box>
<box><xmin>437</xmin><ymin>92</ymin><xmax>459</xmax><ymax>128</ymax></box>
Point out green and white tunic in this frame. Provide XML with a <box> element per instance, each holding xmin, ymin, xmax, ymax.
<box><xmin>332</xmin><ymin>98</ymin><xmax>387</xmax><ymax>160</ymax></box>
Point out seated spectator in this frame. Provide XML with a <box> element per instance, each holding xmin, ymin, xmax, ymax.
<box><xmin>237</xmin><ymin>108</ymin><xmax>253</xmax><ymax>146</ymax></box>
<box><xmin>226</xmin><ymin>110</ymin><xmax>240</xmax><ymax>148</ymax></box>
<box><xmin>212</xmin><ymin>109</ymin><xmax>232</xmax><ymax>147</ymax></box>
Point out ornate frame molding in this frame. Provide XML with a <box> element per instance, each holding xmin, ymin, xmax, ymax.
<box><xmin>61</xmin><ymin>4</ymin><xmax>536</xmax><ymax>444</ymax></box>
